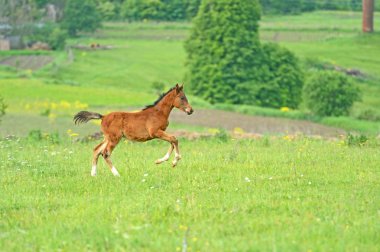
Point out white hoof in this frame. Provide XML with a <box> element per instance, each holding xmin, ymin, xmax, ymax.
<box><xmin>172</xmin><ymin>155</ymin><xmax>181</xmax><ymax>167</ymax></box>
<box><xmin>91</xmin><ymin>166</ymin><xmax>97</xmax><ymax>176</ymax></box>
<box><xmin>111</xmin><ymin>167</ymin><xmax>120</xmax><ymax>177</ymax></box>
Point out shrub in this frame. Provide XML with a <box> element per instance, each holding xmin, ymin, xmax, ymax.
<box><xmin>303</xmin><ymin>71</ymin><xmax>360</xmax><ymax>117</ymax></box>
<box><xmin>28</xmin><ymin>130</ymin><xmax>43</xmax><ymax>142</ymax></box>
<box><xmin>0</xmin><ymin>96</ymin><xmax>7</xmax><ymax>123</ymax></box>
<box><xmin>27</xmin><ymin>130</ymin><xmax>60</xmax><ymax>144</ymax></box>
<box><xmin>27</xmin><ymin>23</ymin><xmax>67</xmax><ymax>50</ymax></box>
<box><xmin>345</xmin><ymin>133</ymin><xmax>368</xmax><ymax>147</ymax></box>
<box><xmin>355</xmin><ymin>109</ymin><xmax>380</xmax><ymax>122</ymax></box>
<box><xmin>214</xmin><ymin>128</ymin><xmax>230</xmax><ymax>142</ymax></box>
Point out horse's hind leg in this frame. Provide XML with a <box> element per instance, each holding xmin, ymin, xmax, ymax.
<box><xmin>102</xmin><ymin>139</ymin><xmax>121</xmax><ymax>176</ymax></box>
<box><xmin>155</xmin><ymin>143</ymin><xmax>174</xmax><ymax>164</ymax></box>
<box><xmin>91</xmin><ymin>140</ymin><xmax>107</xmax><ymax>176</ymax></box>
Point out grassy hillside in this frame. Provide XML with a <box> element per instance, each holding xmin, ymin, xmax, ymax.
<box><xmin>0</xmin><ymin>11</ymin><xmax>379</xmax><ymax>135</ymax></box>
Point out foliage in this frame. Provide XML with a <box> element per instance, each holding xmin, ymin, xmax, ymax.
<box><xmin>345</xmin><ymin>132</ymin><xmax>368</xmax><ymax>146</ymax></box>
<box><xmin>303</xmin><ymin>71</ymin><xmax>360</xmax><ymax>117</ymax></box>
<box><xmin>121</xmin><ymin>0</ymin><xmax>201</xmax><ymax>21</ymax></box>
<box><xmin>185</xmin><ymin>0</ymin><xmax>262</xmax><ymax>104</ymax></box>
<box><xmin>97</xmin><ymin>1</ymin><xmax>117</xmax><ymax>20</ymax></box>
<box><xmin>27</xmin><ymin>129</ymin><xmax>43</xmax><ymax>141</ymax></box>
<box><xmin>252</xmin><ymin>43</ymin><xmax>303</xmax><ymax>108</ymax></box>
<box><xmin>61</xmin><ymin>0</ymin><xmax>102</xmax><ymax>36</ymax></box>
<box><xmin>121</xmin><ymin>0</ymin><xmax>164</xmax><ymax>21</ymax></box>
<box><xmin>185</xmin><ymin>0</ymin><xmax>303</xmax><ymax>108</ymax></box>
<box><xmin>27</xmin><ymin>129</ymin><xmax>60</xmax><ymax>144</ymax></box>
<box><xmin>355</xmin><ymin>109</ymin><xmax>380</xmax><ymax>122</ymax></box>
<box><xmin>214</xmin><ymin>128</ymin><xmax>230</xmax><ymax>142</ymax></box>
<box><xmin>26</xmin><ymin>23</ymin><xmax>67</xmax><ymax>50</ymax></box>
<box><xmin>259</xmin><ymin>0</ymin><xmax>373</xmax><ymax>14</ymax></box>
<box><xmin>260</xmin><ymin>0</ymin><xmax>304</xmax><ymax>14</ymax></box>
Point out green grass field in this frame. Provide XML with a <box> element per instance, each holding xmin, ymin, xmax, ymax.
<box><xmin>1</xmin><ymin>136</ymin><xmax>379</xmax><ymax>251</ymax></box>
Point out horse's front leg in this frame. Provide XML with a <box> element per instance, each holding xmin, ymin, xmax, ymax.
<box><xmin>155</xmin><ymin>143</ymin><xmax>174</xmax><ymax>164</ymax></box>
<box><xmin>151</xmin><ymin>130</ymin><xmax>181</xmax><ymax>167</ymax></box>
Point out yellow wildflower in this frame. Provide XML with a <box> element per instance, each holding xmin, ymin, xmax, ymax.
<box><xmin>60</xmin><ymin>100</ymin><xmax>71</xmax><ymax>109</ymax></box>
<box><xmin>280</xmin><ymin>107</ymin><xmax>290</xmax><ymax>112</ymax></box>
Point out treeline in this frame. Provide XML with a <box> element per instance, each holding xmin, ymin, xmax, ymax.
<box><xmin>100</xmin><ymin>0</ymin><xmax>379</xmax><ymax>20</ymax></box>
<box><xmin>9</xmin><ymin>0</ymin><xmax>377</xmax><ymax>26</ymax></box>
<box><xmin>259</xmin><ymin>0</ymin><xmax>376</xmax><ymax>14</ymax></box>
<box><xmin>96</xmin><ymin>0</ymin><xmax>378</xmax><ymax>20</ymax></box>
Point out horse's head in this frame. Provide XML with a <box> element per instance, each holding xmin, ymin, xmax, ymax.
<box><xmin>173</xmin><ymin>84</ymin><xmax>193</xmax><ymax>115</ymax></box>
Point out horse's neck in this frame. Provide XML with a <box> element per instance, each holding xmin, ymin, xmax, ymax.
<box><xmin>155</xmin><ymin>91</ymin><xmax>175</xmax><ymax>118</ymax></box>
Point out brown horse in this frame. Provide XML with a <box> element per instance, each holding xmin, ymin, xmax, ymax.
<box><xmin>73</xmin><ymin>84</ymin><xmax>193</xmax><ymax>176</ymax></box>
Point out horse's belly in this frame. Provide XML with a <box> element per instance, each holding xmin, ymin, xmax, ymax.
<box><xmin>123</xmin><ymin>127</ymin><xmax>151</xmax><ymax>142</ymax></box>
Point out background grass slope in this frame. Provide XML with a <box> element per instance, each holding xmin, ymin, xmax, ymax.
<box><xmin>0</xmin><ymin>11</ymin><xmax>379</xmax><ymax>135</ymax></box>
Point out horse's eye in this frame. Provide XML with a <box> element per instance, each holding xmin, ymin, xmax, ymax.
<box><xmin>180</xmin><ymin>96</ymin><xmax>185</xmax><ymax>100</ymax></box>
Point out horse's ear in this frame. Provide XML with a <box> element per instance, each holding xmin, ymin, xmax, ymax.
<box><xmin>180</xmin><ymin>84</ymin><xmax>184</xmax><ymax>90</ymax></box>
<box><xmin>175</xmin><ymin>83</ymin><xmax>180</xmax><ymax>93</ymax></box>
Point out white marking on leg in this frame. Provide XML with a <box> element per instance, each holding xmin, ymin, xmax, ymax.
<box><xmin>155</xmin><ymin>152</ymin><xmax>170</xmax><ymax>164</ymax></box>
<box><xmin>111</xmin><ymin>166</ymin><xmax>120</xmax><ymax>177</ymax></box>
<box><xmin>91</xmin><ymin>165</ymin><xmax>97</xmax><ymax>176</ymax></box>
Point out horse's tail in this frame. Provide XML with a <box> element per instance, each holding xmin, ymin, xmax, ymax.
<box><xmin>73</xmin><ymin>111</ymin><xmax>103</xmax><ymax>125</ymax></box>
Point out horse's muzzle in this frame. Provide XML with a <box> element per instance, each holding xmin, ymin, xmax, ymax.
<box><xmin>186</xmin><ymin>108</ymin><xmax>194</xmax><ymax>115</ymax></box>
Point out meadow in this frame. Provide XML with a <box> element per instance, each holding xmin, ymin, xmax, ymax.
<box><xmin>1</xmin><ymin>135</ymin><xmax>379</xmax><ymax>251</ymax></box>
<box><xmin>0</xmin><ymin>11</ymin><xmax>380</xmax><ymax>251</ymax></box>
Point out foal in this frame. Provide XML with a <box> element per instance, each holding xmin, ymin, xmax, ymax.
<box><xmin>74</xmin><ymin>84</ymin><xmax>193</xmax><ymax>176</ymax></box>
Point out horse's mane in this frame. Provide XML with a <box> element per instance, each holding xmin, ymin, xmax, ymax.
<box><xmin>142</xmin><ymin>86</ymin><xmax>176</xmax><ymax>110</ymax></box>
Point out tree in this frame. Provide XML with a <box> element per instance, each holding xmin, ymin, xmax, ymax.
<box><xmin>185</xmin><ymin>0</ymin><xmax>304</xmax><ymax>108</ymax></box>
<box><xmin>121</xmin><ymin>0</ymin><xmax>163</xmax><ymax>21</ymax></box>
<box><xmin>97</xmin><ymin>1</ymin><xmax>117</xmax><ymax>21</ymax></box>
<box><xmin>185</xmin><ymin>0</ymin><xmax>262</xmax><ymax>104</ymax></box>
<box><xmin>61</xmin><ymin>0</ymin><xmax>101</xmax><ymax>36</ymax></box>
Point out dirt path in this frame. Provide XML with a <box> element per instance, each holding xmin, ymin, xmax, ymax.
<box><xmin>169</xmin><ymin>109</ymin><xmax>345</xmax><ymax>137</ymax></box>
